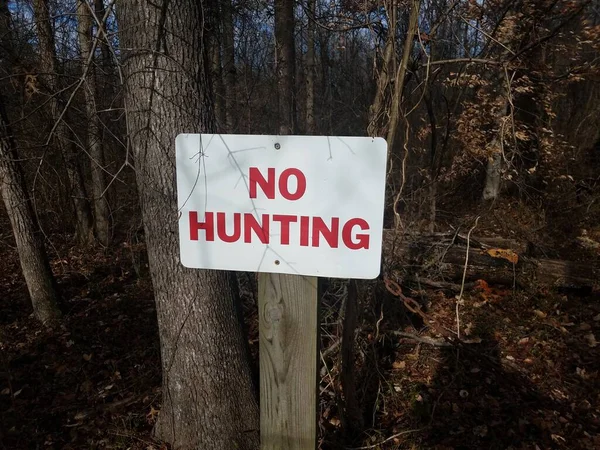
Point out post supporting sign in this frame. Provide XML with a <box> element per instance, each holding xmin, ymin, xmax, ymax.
<box><xmin>176</xmin><ymin>134</ymin><xmax>387</xmax><ymax>448</ymax></box>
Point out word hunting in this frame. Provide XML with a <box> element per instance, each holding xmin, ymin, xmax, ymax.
<box><xmin>188</xmin><ymin>167</ymin><xmax>372</xmax><ymax>249</ymax></box>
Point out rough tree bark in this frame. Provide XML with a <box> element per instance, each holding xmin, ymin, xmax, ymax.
<box><xmin>208</xmin><ymin>2</ymin><xmax>226</xmax><ymax>132</ymax></box>
<box><xmin>367</xmin><ymin>1</ymin><xmax>395</xmax><ymax>137</ymax></box>
<box><xmin>0</xmin><ymin>96</ymin><xmax>61</xmax><ymax>325</ymax></box>
<box><xmin>275</xmin><ymin>0</ymin><xmax>296</xmax><ymax>134</ymax></box>
<box><xmin>385</xmin><ymin>0</ymin><xmax>421</xmax><ymax>151</ymax></box>
<box><xmin>222</xmin><ymin>0</ymin><xmax>236</xmax><ymax>132</ymax></box>
<box><xmin>305</xmin><ymin>0</ymin><xmax>316</xmax><ymax>134</ymax></box>
<box><xmin>117</xmin><ymin>0</ymin><xmax>259</xmax><ymax>448</ymax></box>
<box><xmin>483</xmin><ymin>102</ymin><xmax>509</xmax><ymax>201</ymax></box>
<box><xmin>32</xmin><ymin>0</ymin><xmax>94</xmax><ymax>244</ymax></box>
<box><xmin>77</xmin><ymin>0</ymin><xmax>111</xmax><ymax>246</ymax></box>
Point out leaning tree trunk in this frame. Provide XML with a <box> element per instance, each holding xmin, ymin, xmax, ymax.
<box><xmin>385</xmin><ymin>0</ymin><xmax>421</xmax><ymax>151</ymax></box>
<box><xmin>367</xmin><ymin>1</ymin><xmax>395</xmax><ymax>137</ymax></box>
<box><xmin>77</xmin><ymin>0</ymin><xmax>111</xmax><ymax>246</ymax></box>
<box><xmin>117</xmin><ymin>0</ymin><xmax>259</xmax><ymax>448</ymax></box>
<box><xmin>32</xmin><ymin>0</ymin><xmax>94</xmax><ymax>244</ymax></box>
<box><xmin>0</xmin><ymin>96</ymin><xmax>60</xmax><ymax>325</ymax></box>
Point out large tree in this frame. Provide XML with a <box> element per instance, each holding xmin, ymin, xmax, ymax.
<box><xmin>117</xmin><ymin>0</ymin><xmax>259</xmax><ymax>448</ymax></box>
<box><xmin>0</xmin><ymin>97</ymin><xmax>61</xmax><ymax>325</ymax></box>
<box><xmin>0</xmin><ymin>0</ymin><xmax>60</xmax><ymax>326</ymax></box>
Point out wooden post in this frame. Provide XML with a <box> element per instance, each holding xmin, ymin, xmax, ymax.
<box><xmin>259</xmin><ymin>273</ymin><xmax>318</xmax><ymax>449</ymax></box>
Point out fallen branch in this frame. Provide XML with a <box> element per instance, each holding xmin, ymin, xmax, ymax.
<box><xmin>383</xmin><ymin>231</ymin><xmax>599</xmax><ymax>289</ymax></box>
<box><xmin>388</xmin><ymin>331</ymin><xmax>452</xmax><ymax>347</ymax></box>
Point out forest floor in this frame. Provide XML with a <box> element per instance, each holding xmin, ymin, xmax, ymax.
<box><xmin>1</xmin><ymin>203</ymin><xmax>599</xmax><ymax>449</ymax></box>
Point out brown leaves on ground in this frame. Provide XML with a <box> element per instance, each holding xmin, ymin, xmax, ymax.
<box><xmin>318</xmin><ymin>277</ymin><xmax>600</xmax><ymax>449</ymax></box>
<box><xmin>0</xmin><ymin>243</ymin><xmax>162</xmax><ymax>449</ymax></box>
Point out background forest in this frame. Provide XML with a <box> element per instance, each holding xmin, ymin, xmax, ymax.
<box><xmin>0</xmin><ymin>0</ymin><xmax>599</xmax><ymax>448</ymax></box>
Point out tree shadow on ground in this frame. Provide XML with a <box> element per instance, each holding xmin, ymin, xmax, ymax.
<box><xmin>412</xmin><ymin>323</ymin><xmax>583</xmax><ymax>450</ymax></box>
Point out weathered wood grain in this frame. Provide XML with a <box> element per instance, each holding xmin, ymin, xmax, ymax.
<box><xmin>259</xmin><ymin>273</ymin><xmax>318</xmax><ymax>450</ymax></box>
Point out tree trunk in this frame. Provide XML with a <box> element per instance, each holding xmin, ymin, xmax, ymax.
<box><xmin>93</xmin><ymin>0</ymin><xmax>113</xmax><ymax>72</ymax></box>
<box><xmin>367</xmin><ymin>1</ymin><xmax>395</xmax><ymax>137</ymax></box>
<box><xmin>275</xmin><ymin>0</ymin><xmax>296</xmax><ymax>134</ymax></box>
<box><xmin>117</xmin><ymin>0</ymin><xmax>259</xmax><ymax>448</ymax></box>
<box><xmin>222</xmin><ymin>0</ymin><xmax>236</xmax><ymax>132</ymax></box>
<box><xmin>428</xmin><ymin>180</ymin><xmax>437</xmax><ymax>233</ymax></box>
<box><xmin>483</xmin><ymin>151</ymin><xmax>502</xmax><ymax>201</ymax></box>
<box><xmin>208</xmin><ymin>2</ymin><xmax>226</xmax><ymax>132</ymax></box>
<box><xmin>385</xmin><ymin>0</ymin><xmax>421</xmax><ymax>151</ymax></box>
<box><xmin>77</xmin><ymin>0</ymin><xmax>111</xmax><ymax>246</ymax></box>
<box><xmin>305</xmin><ymin>0</ymin><xmax>316</xmax><ymax>134</ymax></box>
<box><xmin>483</xmin><ymin>101</ymin><xmax>508</xmax><ymax>201</ymax></box>
<box><xmin>340</xmin><ymin>280</ymin><xmax>363</xmax><ymax>433</ymax></box>
<box><xmin>32</xmin><ymin>0</ymin><xmax>94</xmax><ymax>244</ymax></box>
<box><xmin>0</xmin><ymin>96</ymin><xmax>61</xmax><ymax>325</ymax></box>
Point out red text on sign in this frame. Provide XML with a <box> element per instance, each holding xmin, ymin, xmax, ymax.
<box><xmin>249</xmin><ymin>167</ymin><xmax>306</xmax><ymax>201</ymax></box>
<box><xmin>189</xmin><ymin>212</ymin><xmax>370</xmax><ymax>250</ymax></box>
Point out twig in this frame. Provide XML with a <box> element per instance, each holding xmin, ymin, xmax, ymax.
<box><xmin>426</xmin><ymin>57</ymin><xmax>503</xmax><ymax>67</ymax></box>
<box><xmin>346</xmin><ymin>428</ymin><xmax>425</xmax><ymax>449</ymax></box>
<box><xmin>321</xmin><ymin>338</ymin><xmax>341</xmax><ymax>360</ymax></box>
<box><xmin>389</xmin><ymin>331</ymin><xmax>452</xmax><ymax>347</ymax></box>
<box><xmin>456</xmin><ymin>216</ymin><xmax>480</xmax><ymax>339</ymax></box>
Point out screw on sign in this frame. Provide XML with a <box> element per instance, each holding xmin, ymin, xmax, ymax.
<box><xmin>176</xmin><ymin>134</ymin><xmax>388</xmax><ymax>450</ymax></box>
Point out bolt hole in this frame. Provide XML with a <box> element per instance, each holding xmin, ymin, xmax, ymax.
<box><xmin>274</xmin><ymin>260</ymin><xmax>280</xmax><ymax>265</ymax></box>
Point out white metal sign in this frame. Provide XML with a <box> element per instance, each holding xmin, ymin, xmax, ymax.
<box><xmin>176</xmin><ymin>134</ymin><xmax>388</xmax><ymax>279</ymax></box>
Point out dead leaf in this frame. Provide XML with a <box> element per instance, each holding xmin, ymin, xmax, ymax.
<box><xmin>474</xmin><ymin>279</ymin><xmax>490</xmax><ymax>291</ymax></box>
<box><xmin>486</xmin><ymin>248</ymin><xmax>519</xmax><ymax>264</ymax></box>
<box><xmin>473</xmin><ymin>425</ymin><xmax>488</xmax><ymax>437</ymax></box>
<box><xmin>534</xmin><ymin>310</ymin><xmax>547</xmax><ymax>319</ymax></box>
<box><xmin>585</xmin><ymin>333</ymin><xmax>597</xmax><ymax>348</ymax></box>
<box><xmin>146</xmin><ymin>406</ymin><xmax>160</xmax><ymax>424</ymax></box>
<box><xmin>392</xmin><ymin>360</ymin><xmax>406</xmax><ymax>370</ymax></box>
<box><xmin>1</xmin><ymin>388</ymin><xmax>9</xmax><ymax>395</ymax></box>
<box><xmin>83</xmin><ymin>353</ymin><xmax>92</xmax><ymax>361</ymax></box>
<box><xmin>74</xmin><ymin>411</ymin><xmax>88</xmax><ymax>421</ymax></box>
